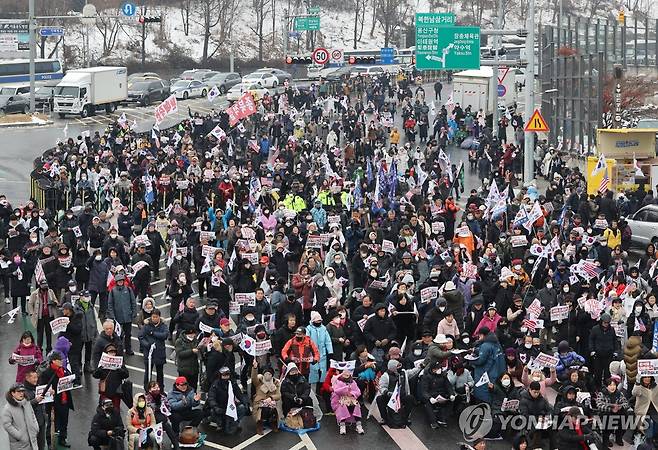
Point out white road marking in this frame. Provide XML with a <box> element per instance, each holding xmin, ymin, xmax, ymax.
<box><xmin>299</xmin><ymin>433</ymin><xmax>317</xmax><ymax>450</ymax></box>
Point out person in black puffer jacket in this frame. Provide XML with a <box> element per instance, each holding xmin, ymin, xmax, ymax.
<box><xmin>419</xmin><ymin>361</ymin><xmax>455</xmax><ymax>428</ymax></box>
<box><xmin>588</xmin><ymin>313</ymin><xmax>620</xmax><ymax>388</ymax></box>
<box><xmin>362</xmin><ymin>303</ymin><xmax>397</xmax><ymax>354</ymax></box>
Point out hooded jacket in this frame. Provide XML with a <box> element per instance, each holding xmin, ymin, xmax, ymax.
<box><xmin>362</xmin><ymin>305</ymin><xmax>397</xmax><ymax>348</ymax></box>
<box><xmin>126</xmin><ymin>393</ymin><xmax>156</xmax><ymax>434</ymax></box>
<box><xmin>1</xmin><ymin>391</ymin><xmax>39</xmax><ymax>450</ymax></box>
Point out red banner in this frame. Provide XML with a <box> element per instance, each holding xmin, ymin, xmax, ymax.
<box><xmin>227</xmin><ymin>92</ymin><xmax>257</xmax><ymax>126</ymax></box>
<box><xmin>154</xmin><ymin>94</ymin><xmax>178</xmax><ymax>124</ymax></box>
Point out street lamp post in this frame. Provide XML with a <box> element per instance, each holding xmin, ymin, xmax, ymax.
<box><xmin>523</xmin><ymin>0</ymin><xmax>536</xmax><ymax>185</ymax></box>
<box><xmin>28</xmin><ymin>0</ymin><xmax>36</xmax><ymax>113</ymax></box>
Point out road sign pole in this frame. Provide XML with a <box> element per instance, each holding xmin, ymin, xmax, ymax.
<box><xmin>28</xmin><ymin>0</ymin><xmax>35</xmax><ymax>113</ymax></box>
<box><xmin>282</xmin><ymin>11</ymin><xmax>288</xmax><ymax>57</ymax></box>
<box><xmin>524</xmin><ymin>0</ymin><xmax>536</xmax><ymax>184</ymax></box>
<box><xmin>491</xmin><ymin>0</ymin><xmax>503</xmax><ymax>137</ymax></box>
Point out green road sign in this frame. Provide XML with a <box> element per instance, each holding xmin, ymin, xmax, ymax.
<box><xmin>415</xmin><ymin>12</ymin><xmax>456</xmax><ymax>26</ymax></box>
<box><xmin>416</xmin><ymin>25</ymin><xmax>480</xmax><ymax>70</ymax></box>
<box><xmin>308</xmin><ymin>6</ymin><xmax>320</xmax><ymax>14</ymax></box>
<box><xmin>294</xmin><ymin>16</ymin><xmax>320</xmax><ymax>31</ymax></box>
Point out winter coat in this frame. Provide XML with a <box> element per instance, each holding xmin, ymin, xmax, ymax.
<box><xmin>92</xmin><ymin>331</ymin><xmax>124</xmax><ymax>368</ymax></box>
<box><xmin>471</xmin><ymin>333</ymin><xmax>506</xmax><ymax>403</ymax></box>
<box><xmin>330</xmin><ymin>377</ymin><xmax>362</xmax><ymax>422</ymax></box>
<box><xmin>168</xmin><ymin>387</ymin><xmax>200</xmax><ymax>413</ymax></box>
<box><xmin>76</xmin><ymin>302</ymin><xmax>98</xmax><ymax>342</ymax></box>
<box><xmin>589</xmin><ymin>324</ymin><xmax>620</xmax><ymax>356</ymax></box>
<box><xmin>443</xmin><ymin>289</ymin><xmax>465</xmax><ymax>329</ymax></box>
<box><xmin>519</xmin><ymin>389</ymin><xmax>551</xmax><ymax>417</ymax></box>
<box><xmin>138</xmin><ymin>320</ymin><xmax>169</xmax><ymax>366</ymax></box>
<box><xmin>419</xmin><ymin>371</ymin><xmax>455</xmax><ymax>402</ymax></box>
<box><xmin>307</xmin><ymin>323</ymin><xmax>333</xmax><ymax>384</ymax></box>
<box><xmin>89</xmin><ymin>407</ymin><xmax>124</xmax><ymax>445</ymax></box>
<box><xmin>87</xmin><ymin>257</ymin><xmax>110</xmax><ymax>293</ymax></box>
<box><xmin>93</xmin><ymin>363</ymin><xmax>130</xmax><ymax>397</ymax></box>
<box><xmin>8</xmin><ymin>262</ymin><xmax>31</xmax><ymax>297</ymax></box>
<box><xmin>362</xmin><ymin>311</ymin><xmax>397</xmax><ymax>349</ymax></box>
<box><xmin>281</xmin><ymin>336</ymin><xmax>320</xmax><ymax>377</ymax></box>
<box><xmin>555</xmin><ymin>351</ymin><xmax>586</xmax><ymax>377</ymax></box>
<box><xmin>53</xmin><ymin>336</ymin><xmax>71</xmax><ymax>369</ymax></box>
<box><xmin>27</xmin><ymin>288</ymin><xmax>59</xmax><ymax>328</ymax></box>
<box><xmin>206</xmin><ymin>377</ymin><xmax>247</xmax><ymax>416</ymax></box>
<box><xmin>280</xmin><ymin>375</ymin><xmax>311</xmax><ymax>415</ymax></box>
<box><xmin>490</xmin><ymin>381</ymin><xmax>520</xmax><ymax>415</ymax></box>
<box><xmin>1</xmin><ymin>393</ymin><xmax>39</xmax><ymax>450</ymax></box>
<box><xmin>107</xmin><ymin>285</ymin><xmax>136</xmax><ymax>324</ymax></box>
<box><xmin>9</xmin><ymin>342</ymin><xmax>42</xmax><ymax>383</ymax></box>
<box><xmin>175</xmin><ymin>335</ymin><xmax>199</xmax><ymax>375</ymax></box>
<box><xmin>250</xmin><ymin>366</ymin><xmax>282</xmax><ymax>421</ymax></box>
<box><xmin>326</xmin><ymin>322</ymin><xmax>346</xmax><ymax>357</ymax></box>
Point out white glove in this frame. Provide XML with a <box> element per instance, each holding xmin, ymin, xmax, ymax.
<box><xmin>450</xmin><ymin>395</ymin><xmax>456</xmax><ymax>401</ymax></box>
<box><xmin>429</xmin><ymin>397</ymin><xmax>437</xmax><ymax>405</ymax></box>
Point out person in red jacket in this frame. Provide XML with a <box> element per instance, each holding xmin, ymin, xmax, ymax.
<box><xmin>281</xmin><ymin>327</ymin><xmax>320</xmax><ymax>378</ymax></box>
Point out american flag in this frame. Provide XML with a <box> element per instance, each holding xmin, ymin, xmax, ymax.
<box><xmin>34</xmin><ymin>260</ymin><xmax>46</xmax><ymax>284</ymax></box>
<box><xmin>522</xmin><ymin>318</ymin><xmax>539</xmax><ymax>332</ymax></box>
<box><xmin>576</xmin><ymin>260</ymin><xmax>602</xmax><ymax>280</ymax></box>
<box><xmin>598</xmin><ymin>170</ymin><xmax>610</xmax><ymax>193</ymax></box>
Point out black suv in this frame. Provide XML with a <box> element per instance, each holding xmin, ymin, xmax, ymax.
<box><xmin>127</xmin><ymin>78</ymin><xmax>169</xmax><ymax>106</ymax></box>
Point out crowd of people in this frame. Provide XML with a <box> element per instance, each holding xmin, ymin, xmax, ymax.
<box><xmin>0</xmin><ymin>67</ymin><xmax>657</xmax><ymax>450</ymax></box>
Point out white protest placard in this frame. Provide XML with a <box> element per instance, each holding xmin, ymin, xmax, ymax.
<box><xmin>201</xmin><ymin>245</ymin><xmax>220</xmax><ymax>258</ymax></box>
<box><xmin>420</xmin><ymin>286</ymin><xmax>438</xmax><ymax>303</ymax></box>
<box><xmin>328</xmin><ymin>215</ymin><xmax>341</xmax><ymax>225</ymax></box>
<box><xmin>72</xmin><ymin>226</ymin><xmax>82</xmax><ymax>238</ymax></box>
<box><xmin>475</xmin><ymin>372</ymin><xmax>490</xmax><ymax>387</ymax></box>
<box><xmin>50</xmin><ymin>317</ymin><xmax>70</xmax><ymax>335</ymax></box>
<box><xmin>35</xmin><ymin>385</ymin><xmax>53</xmax><ymax>404</ymax></box>
<box><xmin>199</xmin><ymin>321</ymin><xmax>214</xmax><ymax>334</ymax></box>
<box><xmin>501</xmin><ymin>398</ymin><xmax>519</xmax><ymax>411</ymax></box>
<box><xmin>526</xmin><ymin>299</ymin><xmax>543</xmax><ymax>320</ymax></box>
<box><xmin>263</xmin><ymin>314</ymin><xmax>276</xmax><ymax>331</ymax></box>
<box><xmin>229</xmin><ymin>301</ymin><xmax>241</xmax><ymax>315</ymax></box>
<box><xmin>12</xmin><ymin>353</ymin><xmax>36</xmax><ymax>366</ymax></box>
<box><xmin>510</xmin><ymin>235</ymin><xmax>528</xmax><ymax>247</ymax></box>
<box><xmin>306</xmin><ymin>235</ymin><xmax>324</xmax><ymax>249</ymax></box>
<box><xmin>56</xmin><ymin>374</ymin><xmax>78</xmax><ymax>393</ymax></box>
<box><xmin>455</xmin><ymin>226</ymin><xmax>470</xmax><ymax>237</ymax></box>
<box><xmin>550</xmin><ymin>305</ymin><xmax>569</xmax><ymax>322</ymax></box>
<box><xmin>330</xmin><ymin>360</ymin><xmax>357</xmax><ymax>371</ymax></box>
<box><xmin>612</xmin><ymin>322</ymin><xmax>626</xmax><ymax>339</ymax></box>
<box><xmin>431</xmin><ymin>221</ymin><xmax>445</xmax><ymax>235</ymax></box>
<box><xmin>357</xmin><ymin>317</ymin><xmax>369</xmax><ymax>331</ymax></box>
<box><xmin>594</xmin><ymin>218</ymin><xmax>608</xmax><ymax>229</ymax></box>
<box><xmin>200</xmin><ymin>231</ymin><xmax>215</xmax><ymax>242</ymax></box>
<box><xmin>241</xmin><ymin>226</ymin><xmax>256</xmax><ymax>240</ymax></box>
<box><xmin>382</xmin><ymin>239</ymin><xmax>395</xmax><ymax>254</ymax></box>
<box><xmin>254</xmin><ymin>340</ymin><xmax>272</xmax><ymax>356</ymax></box>
<box><xmin>462</xmin><ymin>263</ymin><xmax>478</xmax><ymax>279</ymax></box>
<box><xmin>241</xmin><ymin>252</ymin><xmax>259</xmax><ymax>265</ymax></box>
<box><xmin>576</xmin><ymin>392</ymin><xmax>591</xmax><ymax>403</ymax></box>
<box><xmin>368</xmin><ymin>279</ymin><xmax>388</xmax><ymax>290</ymax></box>
<box><xmin>235</xmin><ymin>292</ymin><xmax>256</xmax><ymax>306</ymax></box>
<box><xmin>534</xmin><ymin>352</ymin><xmax>559</xmax><ymax>369</ymax></box>
<box><xmin>638</xmin><ymin>359</ymin><xmax>658</xmax><ymax>377</ymax></box>
<box><xmin>99</xmin><ymin>353</ymin><xmax>123</xmax><ymax>370</ymax></box>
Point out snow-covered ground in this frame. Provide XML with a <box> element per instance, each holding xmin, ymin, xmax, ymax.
<box><xmin>47</xmin><ymin>0</ymin><xmax>657</xmax><ymax>69</ymax></box>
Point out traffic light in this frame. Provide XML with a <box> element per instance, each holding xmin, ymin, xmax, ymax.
<box><xmin>138</xmin><ymin>16</ymin><xmax>161</xmax><ymax>24</ymax></box>
<box><xmin>285</xmin><ymin>55</ymin><xmax>312</xmax><ymax>64</ymax></box>
<box><xmin>348</xmin><ymin>55</ymin><xmax>376</xmax><ymax>64</ymax></box>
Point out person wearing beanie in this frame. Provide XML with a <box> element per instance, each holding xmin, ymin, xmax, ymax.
<box><xmin>519</xmin><ymin>380</ymin><xmax>553</xmax><ymax>448</ymax></box>
<box><xmin>588</xmin><ymin>312</ymin><xmax>620</xmax><ymax>388</ymax></box>
<box><xmin>554</xmin><ymin>340</ymin><xmax>586</xmax><ymax>381</ymax></box>
<box><xmin>362</xmin><ymin>303</ymin><xmax>397</xmax><ymax>355</ymax></box>
<box><xmin>281</xmin><ymin>326</ymin><xmax>320</xmax><ymax>378</ymax></box>
<box><xmin>1</xmin><ymin>382</ymin><xmax>39</xmax><ymax>450</ymax></box>
<box><xmin>280</xmin><ymin>362</ymin><xmax>313</xmax><ymax>416</ymax></box>
<box><xmin>376</xmin><ymin>358</ymin><xmax>414</xmax><ymax>428</ymax></box>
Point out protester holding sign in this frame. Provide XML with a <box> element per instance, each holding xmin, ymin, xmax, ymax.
<box><xmin>138</xmin><ymin>309</ymin><xmax>169</xmax><ymax>390</ymax></box>
<box><xmin>8</xmin><ymin>330</ymin><xmax>43</xmax><ymax>383</ymax></box>
<box><xmin>27</xmin><ymin>279</ymin><xmax>59</xmax><ymax>353</ymax></box>
<box><xmin>38</xmin><ymin>351</ymin><xmax>74</xmax><ymax>448</ymax></box>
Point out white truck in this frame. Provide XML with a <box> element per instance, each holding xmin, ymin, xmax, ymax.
<box><xmin>53</xmin><ymin>66</ymin><xmax>128</xmax><ymax>118</ymax></box>
<box><xmin>451</xmin><ymin>66</ymin><xmax>517</xmax><ymax>115</ymax></box>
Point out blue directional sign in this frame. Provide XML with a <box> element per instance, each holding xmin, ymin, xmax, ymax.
<box><xmin>38</xmin><ymin>27</ymin><xmax>65</xmax><ymax>37</ymax></box>
<box><xmin>380</xmin><ymin>47</ymin><xmax>394</xmax><ymax>64</ymax></box>
<box><xmin>121</xmin><ymin>2</ymin><xmax>137</xmax><ymax>17</ymax></box>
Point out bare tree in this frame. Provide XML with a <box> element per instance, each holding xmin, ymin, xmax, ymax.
<box><xmin>353</xmin><ymin>0</ymin><xmax>366</xmax><ymax>49</ymax></box>
<box><xmin>249</xmin><ymin>0</ymin><xmax>272</xmax><ymax>62</ymax></box>
<box><xmin>96</xmin><ymin>1</ymin><xmax>125</xmax><ymax>57</ymax></box>
<box><xmin>194</xmin><ymin>0</ymin><xmax>238</xmax><ymax>63</ymax></box>
<box><xmin>180</xmin><ymin>0</ymin><xmax>193</xmax><ymax>35</ymax></box>
<box><xmin>375</xmin><ymin>0</ymin><xmax>412</xmax><ymax>47</ymax></box>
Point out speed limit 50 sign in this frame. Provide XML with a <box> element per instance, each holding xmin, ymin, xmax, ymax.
<box><xmin>312</xmin><ymin>47</ymin><xmax>330</xmax><ymax>65</ymax></box>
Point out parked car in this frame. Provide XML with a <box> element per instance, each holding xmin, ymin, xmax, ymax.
<box><xmin>127</xmin><ymin>78</ymin><xmax>169</xmax><ymax>106</ymax></box>
<box><xmin>170</xmin><ymin>79</ymin><xmax>208</xmax><ymax>100</ymax></box>
<box><xmin>254</xmin><ymin>68</ymin><xmax>292</xmax><ymax>84</ymax></box>
<box><xmin>226</xmin><ymin>82</ymin><xmax>269</xmax><ymax>102</ymax></box>
<box><xmin>243</xmin><ymin>71</ymin><xmax>279</xmax><ymax>88</ymax></box>
<box><xmin>0</xmin><ymin>83</ymin><xmax>32</xmax><ymax>96</ymax></box>
<box><xmin>0</xmin><ymin>95</ymin><xmax>30</xmax><ymax>114</ymax></box>
<box><xmin>206</xmin><ymin>72</ymin><xmax>242</xmax><ymax>93</ymax></box>
<box><xmin>350</xmin><ymin>65</ymin><xmax>385</xmax><ymax>78</ymax></box>
<box><xmin>128</xmin><ymin>72</ymin><xmax>161</xmax><ymax>81</ymax></box>
<box><xmin>307</xmin><ymin>64</ymin><xmax>324</xmax><ymax>80</ymax></box>
<box><xmin>194</xmin><ymin>71</ymin><xmax>220</xmax><ymax>82</ymax></box>
<box><xmin>626</xmin><ymin>204</ymin><xmax>658</xmax><ymax>246</ymax></box>
<box><xmin>34</xmin><ymin>83</ymin><xmax>58</xmax><ymax>111</ymax></box>
<box><xmin>325</xmin><ymin>66</ymin><xmax>353</xmax><ymax>82</ymax></box>
<box><xmin>180</xmin><ymin>69</ymin><xmax>212</xmax><ymax>80</ymax></box>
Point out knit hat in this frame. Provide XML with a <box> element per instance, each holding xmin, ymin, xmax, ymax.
<box><xmin>310</xmin><ymin>311</ymin><xmax>322</xmax><ymax>324</ymax></box>
<box><xmin>387</xmin><ymin>359</ymin><xmax>400</xmax><ymax>372</ymax></box>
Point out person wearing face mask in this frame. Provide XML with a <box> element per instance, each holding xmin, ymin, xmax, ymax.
<box><xmin>87</xmin><ymin>249</ymin><xmax>110</xmax><ymax>321</ymax></box>
<box><xmin>107</xmin><ymin>273</ymin><xmax>137</xmax><ymax>355</ymax></box>
<box><xmin>281</xmin><ymin>327</ymin><xmax>320</xmax><ymax>379</ymax></box>
<box><xmin>280</xmin><ymin>362</ymin><xmax>313</xmax><ymax>417</ymax></box>
<box><xmin>7</xmin><ymin>251</ymin><xmax>31</xmax><ymax>315</ymax></box>
<box><xmin>206</xmin><ymin>367</ymin><xmax>249</xmax><ymax>435</ymax></box>
<box><xmin>39</xmin><ymin>351</ymin><xmax>74</xmax><ymax>448</ymax></box>
<box><xmin>175</xmin><ymin>326</ymin><xmax>200</xmax><ymax>392</ymax></box>
<box><xmin>144</xmin><ymin>381</ymin><xmax>178</xmax><ymax>450</ymax></box>
<box><xmin>27</xmin><ymin>279</ymin><xmax>59</xmax><ymax>353</ymax></box>
<box><xmin>102</xmin><ymin>227</ymin><xmax>127</xmax><ymax>264</ymax></box>
<box><xmin>138</xmin><ymin>309</ymin><xmax>169</xmax><ymax>390</ymax></box>
<box><xmin>125</xmin><ymin>393</ymin><xmax>158</xmax><ymax>450</ymax></box>
<box><xmin>330</xmin><ymin>369</ymin><xmax>365</xmax><ymax>435</ymax></box>
<box><xmin>626</xmin><ymin>299</ymin><xmax>653</xmax><ymax>348</ymax></box>
<box><xmin>275</xmin><ymin>291</ymin><xmax>303</xmax><ymax>329</ymax></box>
<box><xmin>307</xmin><ymin>311</ymin><xmax>333</xmax><ymax>389</ymax></box>
<box><xmin>420</xmin><ymin>360</ymin><xmax>456</xmax><ymax>429</ymax></box>
<box><xmin>1</xmin><ymin>383</ymin><xmax>40</xmax><ymax>450</ymax></box>
<box><xmin>88</xmin><ymin>397</ymin><xmax>125</xmax><ymax>450</ymax></box>
<box><xmin>588</xmin><ymin>313</ymin><xmax>620</xmax><ymax>389</ymax></box>
<box><xmin>488</xmin><ymin>372</ymin><xmax>520</xmax><ymax>438</ymax></box>
<box><xmin>167</xmin><ymin>273</ymin><xmax>193</xmax><ymax>337</ymax></box>
<box><xmin>422</xmin><ymin>298</ymin><xmax>448</xmax><ymax>337</ymax></box>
